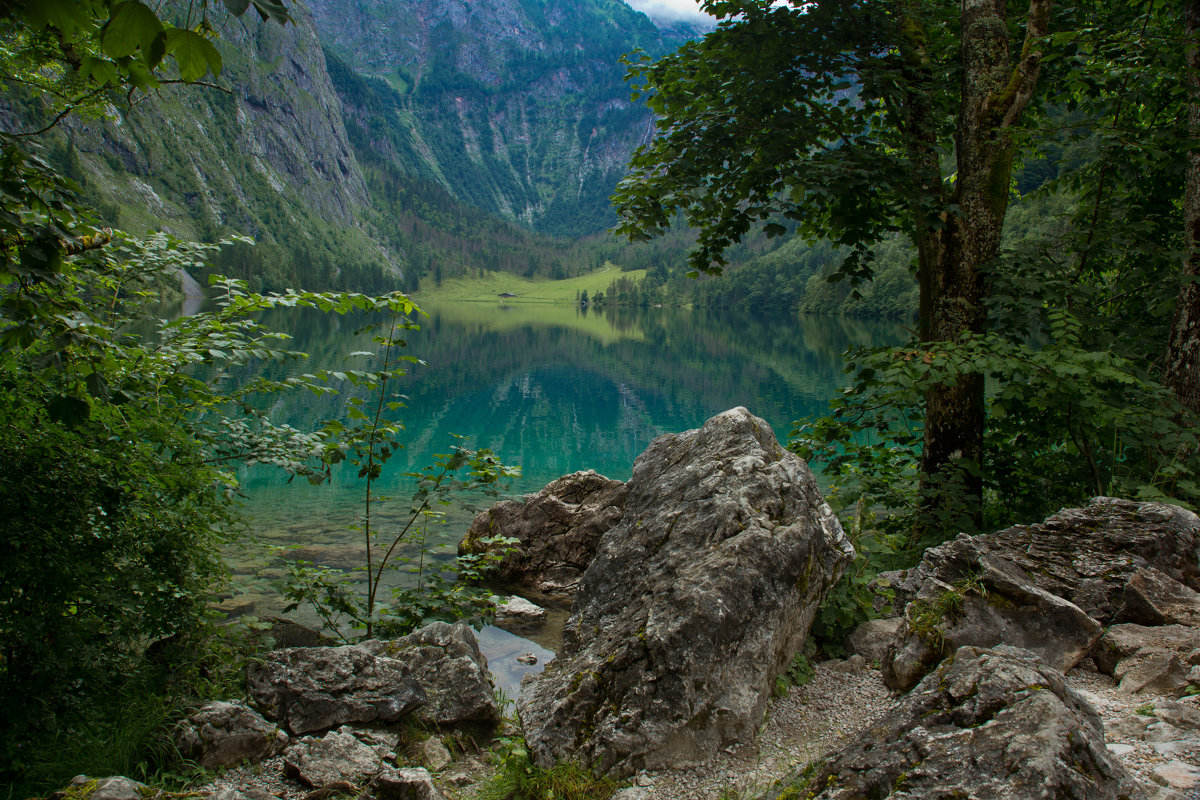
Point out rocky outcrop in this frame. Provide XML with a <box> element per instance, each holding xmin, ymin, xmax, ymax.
<box><xmin>173</xmin><ymin>700</ymin><xmax>289</xmax><ymax>769</ymax></box>
<box><xmin>246</xmin><ymin>641</ymin><xmax>426</xmax><ymax>735</ymax></box>
<box><xmin>247</xmin><ymin>622</ymin><xmax>498</xmax><ymax>736</ymax></box>
<box><xmin>885</xmin><ymin>498</ymin><xmax>1200</xmax><ymax>624</ymax></box>
<box><xmin>1095</xmin><ymin>623</ymin><xmax>1200</xmax><ymax>696</ymax></box>
<box><xmin>461</xmin><ymin>470</ymin><xmax>626</xmax><ymax>595</ymax></box>
<box><xmin>519</xmin><ymin>408</ymin><xmax>854</xmax><ymax>777</ymax></box>
<box><xmin>883</xmin><ymin>554</ymin><xmax>1103</xmax><ymax>691</ymax></box>
<box><xmin>878</xmin><ymin>498</ymin><xmax>1200</xmax><ymax>691</ymax></box>
<box><xmin>364</xmin><ymin>622</ymin><xmax>501</xmax><ymax>731</ymax></box>
<box><xmin>307</xmin><ymin>0</ymin><xmax>691</xmax><ymax>235</ymax></box>
<box><xmin>763</xmin><ymin>646</ymin><xmax>1146</xmax><ymax>800</ymax></box>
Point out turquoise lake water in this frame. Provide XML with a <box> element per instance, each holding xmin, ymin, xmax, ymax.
<box><xmin>222</xmin><ymin>299</ymin><xmax>905</xmax><ymax>676</ymax></box>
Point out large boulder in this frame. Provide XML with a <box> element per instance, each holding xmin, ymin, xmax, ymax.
<box><xmin>459</xmin><ymin>470</ymin><xmax>626</xmax><ymax>595</ymax></box>
<box><xmin>885</xmin><ymin>497</ymin><xmax>1200</xmax><ymax>624</ymax></box>
<box><xmin>519</xmin><ymin>408</ymin><xmax>854</xmax><ymax>777</ymax></box>
<box><xmin>173</xmin><ymin>700</ymin><xmax>289</xmax><ymax>768</ymax></box>
<box><xmin>762</xmin><ymin>646</ymin><xmax>1147</xmax><ymax>800</ymax></box>
<box><xmin>363</xmin><ymin>621</ymin><xmax>501</xmax><ymax>731</ymax></box>
<box><xmin>246</xmin><ymin>642</ymin><xmax>426</xmax><ymax>735</ymax></box>
<box><xmin>882</xmin><ymin>554</ymin><xmax>1103</xmax><ymax>691</ymax></box>
<box><xmin>247</xmin><ymin>622</ymin><xmax>498</xmax><ymax>735</ymax></box>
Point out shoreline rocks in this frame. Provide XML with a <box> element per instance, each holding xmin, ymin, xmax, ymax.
<box><xmin>519</xmin><ymin>408</ymin><xmax>854</xmax><ymax>777</ymax></box>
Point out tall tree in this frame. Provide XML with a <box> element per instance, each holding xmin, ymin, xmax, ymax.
<box><xmin>1166</xmin><ymin>0</ymin><xmax>1200</xmax><ymax>414</ymax></box>
<box><xmin>614</xmin><ymin>0</ymin><xmax>1050</xmax><ymax>536</ymax></box>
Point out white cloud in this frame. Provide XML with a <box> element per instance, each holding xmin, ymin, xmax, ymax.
<box><xmin>623</xmin><ymin>0</ymin><xmax>715</xmax><ymax>25</ymax></box>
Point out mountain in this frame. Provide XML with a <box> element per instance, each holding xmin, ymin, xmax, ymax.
<box><xmin>307</xmin><ymin>0</ymin><xmax>694</xmax><ymax>236</ymax></box>
<box><xmin>6</xmin><ymin>0</ymin><xmax>702</xmax><ymax>291</ymax></box>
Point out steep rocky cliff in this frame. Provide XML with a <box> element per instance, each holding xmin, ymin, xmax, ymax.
<box><xmin>11</xmin><ymin>0</ymin><xmax>702</xmax><ymax>290</ymax></box>
<box><xmin>33</xmin><ymin>3</ymin><xmax>398</xmax><ymax>290</ymax></box>
<box><xmin>310</xmin><ymin>0</ymin><xmax>694</xmax><ymax>236</ymax></box>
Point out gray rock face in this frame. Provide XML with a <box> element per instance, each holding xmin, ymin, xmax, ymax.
<box><xmin>1120</xmin><ymin>568</ymin><xmax>1200</xmax><ymax>627</ymax></box>
<box><xmin>173</xmin><ymin>700</ymin><xmax>289</xmax><ymax>769</ymax></box>
<box><xmin>363</xmin><ymin>622</ymin><xmax>501</xmax><ymax>731</ymax></box>
<box><xmin>883</xmin><ymin>554</ymin><xmax>1103</xmax><ymax>691</ymax></box>
<box><xmin>887</xmin><ymin>497</ymin><xmax>1200</xmax><ymax>624</ymax></box>
<box><xmin>375</xmin><ymin>766</ymin><xmax>446</xmax><ymax>800</ymax></box>
<box><xmin>763</xmin><ymin>646</ymin><xmax>1146</xmax><ymax>800</ymax></box>
<box><xmin>283</xmin><ymin>726</ymin><xmax>393</xmax><ymax>788</ymax></box>
<box><xmin>246</xmin><ymin>642</ymin><xmax>426</xmax><ymax>735</ymax></box>
<box><xmin>843</xmin><ymin>618</ymin><xmax>903</xmax><ymax>663</ymax></box>
<box><xmin>1095</xmin><ymin>624</ymin><xmax>1200</xmax><ymax>696</ymax></box>
<box><xmin>520</xmin><ymin>408</ymin><xmax>854</xmax><ymax>777</ymax></box>
<box><xmin>461</xmin><ymin>470</ymin><xmax>626</xmax><ymax>595</ymax></box>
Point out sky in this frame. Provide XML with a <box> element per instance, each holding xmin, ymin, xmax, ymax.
<box><xmin>622</xmin><ymin>0</ymin><xmax>715</xmax><ymax>25</ymax></box>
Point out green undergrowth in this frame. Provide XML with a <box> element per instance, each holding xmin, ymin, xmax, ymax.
<box><xmin>475</xmin><ymin>736</ymin><xmax>618</xmax><ymax>800</ymax></box>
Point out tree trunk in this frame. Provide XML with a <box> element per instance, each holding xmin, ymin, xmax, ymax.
<box><xmin>1165</xmin><ymin>0</ymin><xmax>1200</xmax><ymax>415</ymax></box>
<box><xmin>914</xmin><ymin>0</ymin><xmax>1050</xmax><ymax>541</ymax></box>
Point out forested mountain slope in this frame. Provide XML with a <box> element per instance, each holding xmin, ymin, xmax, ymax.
<box><xmin>310</xmin><ymin>0</ymin><xmax>694</xmax><ymax>236</ymax></box>
<box><xmin>5</xmin><ymin>0</ymin><xmax>702</xmax><ymax>291</ymax></box>
<box><xmin>14</xmin><ymin>3</ymin><xmax>403</xmax><ymax>291</ymax></box>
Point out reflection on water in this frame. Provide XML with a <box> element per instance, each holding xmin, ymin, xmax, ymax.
<box><xmin>221</xmin><ymin>300</ymin><xmax>904</xmax><ymax>671</ymax></box>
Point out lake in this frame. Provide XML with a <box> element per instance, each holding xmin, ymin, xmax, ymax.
<box><xmin>221</xmin><ymin>298</ymin><xmax>904</xmax><ymax>685</ymax></box>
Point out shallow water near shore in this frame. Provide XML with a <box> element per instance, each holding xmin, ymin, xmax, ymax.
<box><xmin>218</xmin><ymin>300</ymin><xmax>905</xmax><ymax>683</ymax></box>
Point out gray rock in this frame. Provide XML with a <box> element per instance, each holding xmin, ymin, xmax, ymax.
<box><xmin>491</xmin><ymin>595</ymin><xmax>547</xmax><ymax>633</ymax></box>
<box><xmin>173</xmin><ymin>700</ymin><xmax>289</xmax><ymax>769</ymax></box>
<box><xmin>887</xmin><ymin>498</ymin><xmax>1200</xmax><ymax>624</ymax></box>
<box><xmin>52</xmin><ymin>777</ymin><xmax>149</xmax><ymax>800</ymax></box>
<box><xmin>246</xmin><ymin>642</ymin><xmax>426</xmax><ymax>735</ymax></box>
<box><xmin>520</xmin><ymin>408</ymin><xmax>854</xmax><ymax>777</ymax></box>
<box><xmin>264</xmin><ymin>616</ymin><xmax>332</xmax><ymax>649</ymax></box>
<box><xmin>374</xmin><ymin>767</ymin><xmax>446</xmax><ymax>800</ymax></box>
<box><xmin>416</xmin><ymin>737</ymin><xmax>451</xmax><ymax>771</ymax></box>
<box><xmin>1120</xmin><ymin>568</ymin><xmax>1200</xmax><ymax>627</ymax></box>
<box><xmin>611</xmin><ymin>790</ymin><xmax>652</xmax><ymax>800</ymax></box>
<box><xmin>843</xmin><ymin>618</ymin><xmax>903</xmax><ymax>663</ymax></box>
<box><xmin>364</xmin><ymin>622</ymin><xmax>500</xmax><ymax>731</ymax></box>
<box><xmin>283</xmin><ymin>726</ymin><xmax>391</xmax><ymax>788</ymax></box>
<box><xmin>1154</xmin><ymin>699</ymin><xmax>1200</xmax><ymax>733</ymax></box>
<box><xmin>762</xmin><ymin>645</ymin><xmax>1147</xmax><ymax>800</ymax></box>
<box><xmin>460</xmin><ymin>470</ymin><xmax>626</xmax><ymax>595</ymax></box>
<box><xmin>1117</xmin><ymin>651</ymin><xmax>1191</xmax><ymax>696</ymax></box>
<box><xmin>1096</xmin><ymin>624</ymin><xmax>1200</xmax><ymax>697</ymax></box>
<box><xmin>829</xmin><ymin>654</ymin><xmax>867</xmax><ymax>674</ymax></box>
<box><xmin>1151</xmin><ymin>761</ymin><xmax>1200</xmax><ymax>791</ymax></box>
<box><xmin>882</xmin><ymin>554</ymin><xmax>1103</xmax><ymax>691</ymax></box>
<box><xmin>1097</xmin><ymin>624</ymin><xmax>1200</xmax><ymax>672</ymax></box>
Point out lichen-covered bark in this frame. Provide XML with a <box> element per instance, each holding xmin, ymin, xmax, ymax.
<box><xmin>1165</xmin><ymin>0</ymin><xmax>1200</xmax><ymax>415</ymax></box>
<box><xmin>917</xmin><ymin>0</ymin><xmax>1051</xmax><ymax>535</ymax></box>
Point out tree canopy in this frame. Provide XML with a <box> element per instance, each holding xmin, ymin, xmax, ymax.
<box><xmin>615</xmin><ymin>0</ymin><xmax>1200</xmax><ymax>552</ymax></box>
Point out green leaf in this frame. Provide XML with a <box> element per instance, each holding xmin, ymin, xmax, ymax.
<box><xmin>222</xmin><ymin>0</ymin><xmax>252</xmax><ymax>15</ymax></box>
<box><xmin>165</xmin><ymin>29</ymin><xmax>223</xmax><ymax>82</ymax></box>
<box><xmin>22</xmin><ymin>0</ymin><xmax>95</xmax><ymax>35</ymax></box>
<box><xmin>251</xmin><ymin>0</ymin><xmax>291</xmax><ymax>25</ymax></box>
<box><xmin>101</xmin><ymin>1</ymin><xmax>163</xmax><ymax>59</ymax></box>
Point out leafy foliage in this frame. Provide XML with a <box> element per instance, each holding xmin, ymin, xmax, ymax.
<box><xmin>476</xmin><ymin>735</ymin><xmax>619</xmax><ymax>800</ymax></box>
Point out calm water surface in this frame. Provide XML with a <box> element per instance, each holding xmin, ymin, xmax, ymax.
<box><xmin>224</xmin><ymin>299</ymin><xmax>904</xmax><ymax>685</ymax></box>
